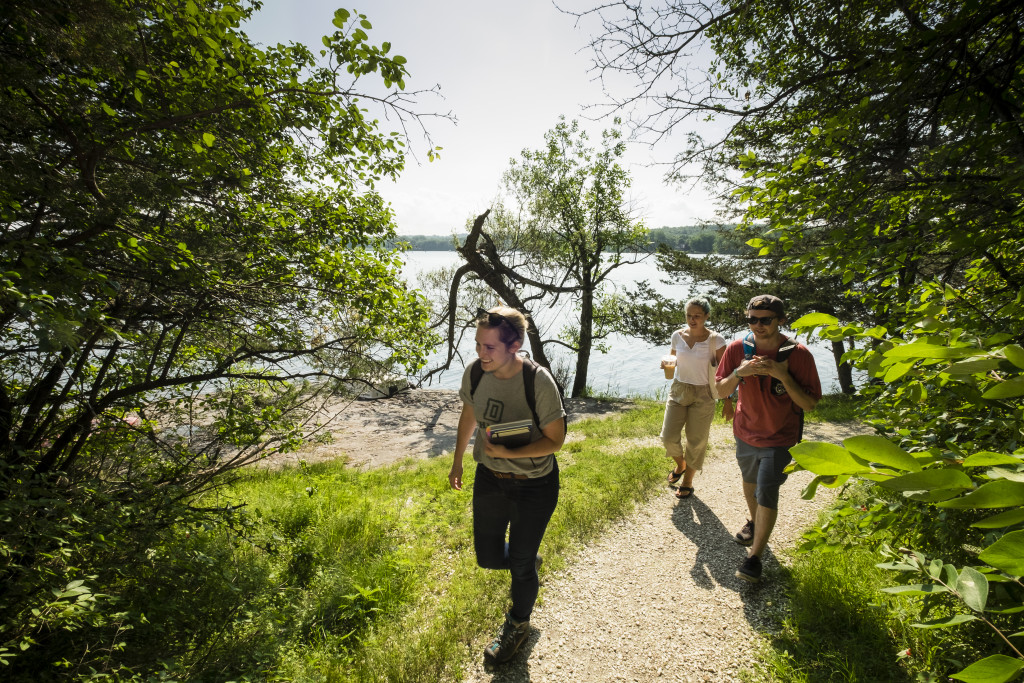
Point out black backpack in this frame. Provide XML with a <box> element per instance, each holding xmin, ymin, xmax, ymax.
<box><xmin>468</xmin><ymin>357</ymin><xmax>568</xmax><ymax>435</ymax></box>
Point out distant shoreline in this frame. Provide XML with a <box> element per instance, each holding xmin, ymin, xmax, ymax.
<box><xmin>392</xmin><ymin>224</ymin><xmax>747</xmax><ymax>255</ymax></box>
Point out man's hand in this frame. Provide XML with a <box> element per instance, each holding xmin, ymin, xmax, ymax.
<box><xmin>758</xmin><ymin>357</ymin><xmax>790</xmax><ymax>379</ymax></box>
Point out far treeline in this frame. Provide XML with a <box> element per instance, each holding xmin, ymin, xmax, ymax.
<box><xmin>395</xmin><ymin>224</ymin><xmax>744</xmax><ymax>254</ymax></box>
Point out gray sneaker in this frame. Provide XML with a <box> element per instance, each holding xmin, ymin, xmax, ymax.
<box><xmin>736</xmin><ymin>554</ymin><xmax>763</xmax><ymax>583</ymax></box>
<box><xmin>734</xmin><ymin>519</ymin><xmax>755</xmax><ymax>546</ymax></box>
<box><xmin>484</xmin><ymin>614</ymin><xmax>530</xmax><ymax>663</ymax></box>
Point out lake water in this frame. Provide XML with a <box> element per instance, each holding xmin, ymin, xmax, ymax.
<box><xmin>399</xmin><ymin>251</ymin><xmax>846</xmax><ymax>397</ymax></box>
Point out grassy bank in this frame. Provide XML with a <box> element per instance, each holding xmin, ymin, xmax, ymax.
<box><xmin>124</xmin><ymin>401</ymin><xmax>671</xmax><ymax>681</ymax></box>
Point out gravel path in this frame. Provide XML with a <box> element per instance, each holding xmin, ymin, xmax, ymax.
<box><xmin>461</xmin><ymin>420</ymin><xmax>869</xmax><ymax>683</ymax></box>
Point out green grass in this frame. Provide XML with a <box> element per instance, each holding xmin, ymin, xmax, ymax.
<box><xmin>44</xmin><ymin>393</ymin><xmax>907</xmax><ymax>682</ymax></box>
<box><xmin>138</xmin><ymin>401</ymin><xmax>669</xmax><ymax>682</ymax></box>
<box><xmin>806</xmin><ymin>392</ymin><xmax>864</xmax><ymax>423</ymax></box>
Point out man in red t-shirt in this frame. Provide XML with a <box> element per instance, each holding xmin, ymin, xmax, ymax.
<box><xmin>715</xmin><ymin>295</ymin><xmax>822</xmax><ymax>583</ymax></box>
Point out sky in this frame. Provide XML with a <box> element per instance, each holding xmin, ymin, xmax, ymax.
<box><xmin>243</xmin><ymin>0</ymin><xmax>720</xmax><ymax>235</ymax></box>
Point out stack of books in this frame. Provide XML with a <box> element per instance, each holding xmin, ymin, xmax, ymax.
<box><xmin>485</xmin><ymin>419</ymin><xmax>534</xmax><ymax>448</ymax></box>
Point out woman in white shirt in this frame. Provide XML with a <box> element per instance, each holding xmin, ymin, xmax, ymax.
<box><xmin>660</xmin><ymin>298</ymin><xmax>726</xmax><ymax>498</ymax></box>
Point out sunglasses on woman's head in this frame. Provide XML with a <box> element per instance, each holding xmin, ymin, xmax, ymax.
<box><xmin>477</xmin><ymin>307</ymin><xmax>508</xmax><ymax>327</ymax></box>
<box><xmin>747</xmin><ymin>315</ymin><xmax>776</xmax><ymax>326</ymax></box>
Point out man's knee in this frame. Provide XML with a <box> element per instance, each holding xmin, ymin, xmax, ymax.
<box><xmin>755</xmin><ymin>484</ymin><xmax>781</xmax><ymax>510</ymax></box>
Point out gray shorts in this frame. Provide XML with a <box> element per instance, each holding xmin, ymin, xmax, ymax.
<box><xmin>735</xmin><ymin>437</ymin><xmax>793</xmax><ymax>510</ymax></box>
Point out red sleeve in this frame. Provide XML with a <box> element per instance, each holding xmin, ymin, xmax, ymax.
<box><xmin>716</xmin><ymin>341</ymin><xmax>744</xmax><ymax>380</ymax></box>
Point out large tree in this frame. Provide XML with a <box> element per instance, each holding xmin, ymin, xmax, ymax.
<box><xmin>490</xmin><ymin>118</ymin><xmax>649</xmax><ymax>397</ymax></box>
<box><xmin>0</xmin><ymin>0</ymin><xmax>438</xmax><ymax>674</ymax></box>
<box><xmin>423</xmin><ymin>119</ymin><xmax>648</xmax><ymax>398</ymax></box>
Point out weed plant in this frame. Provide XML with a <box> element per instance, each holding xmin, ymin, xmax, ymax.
<box><xmin>748</xmin><ymin>482</ymin><xmax>974</xmax><ymax>682</ymax></box>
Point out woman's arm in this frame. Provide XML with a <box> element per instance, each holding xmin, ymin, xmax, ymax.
<box><xmin>448</xmin><ymin>402</ymin><xmax>477</xmax><ymax>490</ymax></box>
<box><xmin>483</xmin><ymin>417</ymin><xmax>565</xmax><ymax>460</ymax></box>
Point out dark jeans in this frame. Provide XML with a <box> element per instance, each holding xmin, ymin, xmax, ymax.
<box><xmin>473</xmin><ymin>460</ymin><xmax>560</xmax><ymax>622</ymax></box>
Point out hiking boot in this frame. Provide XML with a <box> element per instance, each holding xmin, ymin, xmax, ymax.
<box><xmin>734</xmin><ymin>519</ymin><xmax>755</xmax><ymax>546</ymax></box>
<box><xmin>483</xmin><ymin>614</ymin><xmax>530</xmax><ymax>664</ymax></box>
<box><xmin>736</xmin><ymin>554</ymin><xmax>763</xmax><ymax>583</ymax></box>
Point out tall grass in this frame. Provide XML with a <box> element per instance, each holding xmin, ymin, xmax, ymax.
<box><xmin>126</xmin><ymin>400</ymin><xmax>668</xmax><ymax>681</ymax></box>
<box><xmin>806</xmin><ymin>393</ymin><xmax>863</xmax><ymax>423</ymax></box>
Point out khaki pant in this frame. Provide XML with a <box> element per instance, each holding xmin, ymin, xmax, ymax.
<box><xmin>661</xmin><ymin>381</ymin><xmax>716</xmax><ymax>471</ymax></box>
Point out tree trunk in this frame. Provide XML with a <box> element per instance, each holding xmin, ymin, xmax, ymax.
<box><xmin>571</xmin><ymin>287</ymin><xmax>594</xmax><ymax>398</ymax></box>
<box><xmin>452</xmin><ymin>211</ymin><xmax>560</xmax><ymax>386</ymax></box>
<box><xmin>831</xmin><ymin>339</ymin><xmax>854</xmax><ymax>395</ymax></box>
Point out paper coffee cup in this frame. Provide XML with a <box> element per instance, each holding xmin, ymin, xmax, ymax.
<box><xmin>662</xmin><ymin>355</ymin><xmax>676</xmax><ymax>380</ymax></box>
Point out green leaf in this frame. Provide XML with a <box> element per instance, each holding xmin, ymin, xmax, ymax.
<box><xmin>1004</xmin><ymin>345</ymin><xmax>1024</xmax><ymax>370</ymax></box>
<box><xmin>791</xmin><ymin>312</ymin><xmax>838</xmax><ymax>327</ymax></box>
<box><xmin>202</xmin><ymin>132</ymin><xmax>215</xmax><ymax>147</ymax></box>
<box><xmin>844</xmin><ymin>435</ymin><xmax>922</xmax><ymax>472</ymax></box>
<box><xmin>912</xmin><ymin>614</ymin><xmax>978</xmax><ymax>629</ymax></box>
<box><xmin>938</xmin><ymin>480</ymin><xmax>1024</xmax><ymax>509</ymax></box>
<box><xmin>944</xmin><ymin>563</ymin><xmax>959</xmax><ymax>587</ymax></box>
<box><xmin>884</xmin><ymin>343</ymin><xmax>980</xmax><ymax>359</ymax></box>
<box><xmin>983</xmin><ymin>376</ymin><xmax>1024</xmax><ymax>400</ymax></box>
<box><xmin>978</xmin><ymin>531</ymin><xmax>1024</xmax><ymax>576</ymax></box>
<box><xmin>884</xmin><ymin>360</ymin><xmax>914</xmax><ymax>382</ymax></box>
<box><xmin>945</xmin><ymin>358</ymin><xmax>1004</xmax><ymax>376</ymax></box>
<box><xmin>877</xmin><ymin>469</ymin><xmax>973</xmax><ymax>492</ymax></box>
<box><xmin>790</xmin><ymin>442</ymin><xmax>871</xmax><ymax>476</ymax></box>
<box><xmin>880</xmin><ymin>583</ymin><xmax>949</xmax><ymax>595</ymax></box>
<box><xmin>876</xmin><ymin>561</ymin><xmax>918</xmax><ymax>571</ymax></box>
<box><xmin>907</xmin><ymin>488</ymin><xmax>967</xmax><ymax>503</ymax></box>
<box><xmin>972</xmin><ymin>509</ymin><xmax>1024</xmax><ymax>529</ymax></box>
<box><xmin>950</xmin><ymin>654</ymin><xmax>1024</xmax><ymax>683</ymax></box>
<box><xmin>958</xmin><ymin>566</ymin><xmax>989</xmax><ymax>612</ymax></box>
<box><xmin>801</xmin><ymin>476</ymin><xmax>822</xmax><ymax>500</ymax></box>
<box><xmin>964</xmin><ymin>452</ymin><xmax>1024</xmax><ymax>467</ymax></box>
<box><xmin>102</xmin><ymin>102</ymin><xmax>116</xmax><ymax>116</ymax></box>
<box><xmin>990</xmin><ymin>468</ymin><xmax>1024</xmax><ymax>483</ymax></box>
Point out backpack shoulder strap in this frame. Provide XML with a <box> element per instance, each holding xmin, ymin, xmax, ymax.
<box><xmin>742</xmin><ymin>332</ymin><xmax>756</xmax><ymax>359</ymax></box>
<box><xmin>522</xmin><ymin>358</ymin><xmax>568</xmax><ymax>435</ymax></box>
<box><xmin>766</xmin><ymin>335</ymin><xmax>806</xmax><ymax>438</ymax></box>
<box><xmin>469</xmin><ymin>359</ymin><xmax>484</xmax><ymax>398</ymax></box>
<box><xmin>776</xmin><ymin>335</ymin><xmax>797</xmax><ymax>362</ymax></box>
<box><xmin>521</xmin><ymin>357</ymin><xmax>542</xmax><ymax>430</ymax></box>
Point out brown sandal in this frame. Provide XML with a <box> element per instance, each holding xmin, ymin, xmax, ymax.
<box><xmin>675</xmin><ymin>486</ymin><xmax>694</xmax><ymax>499</ymax></box>
<box><xmin>668</xmin><ymin>468</ymin><xmax>685</xmax><ymax>484</ymax></box>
